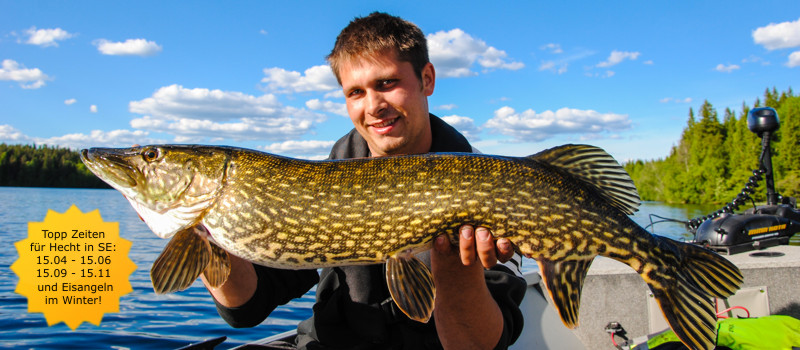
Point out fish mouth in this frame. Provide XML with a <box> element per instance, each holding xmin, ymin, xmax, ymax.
<box><xmin>81</xmin><ymin>148</ymin><xmax>139</xmax><ymax>188</ymax></box>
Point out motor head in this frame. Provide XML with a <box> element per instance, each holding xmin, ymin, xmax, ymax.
<box><xmin>747</xmin><ymin>107</ymin><xmax>780</xmax><ymax>137</ymax></box>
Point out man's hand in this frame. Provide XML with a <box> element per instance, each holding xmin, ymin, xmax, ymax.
<box><xmin>454</xmin><ymin>225</ymin><xmax>514</xmax><ymax>268</ymax></box>
<box><xmin>429</xmin><ymin>225</ymin><xmax>508</xmax><ymax>349</ymax></box>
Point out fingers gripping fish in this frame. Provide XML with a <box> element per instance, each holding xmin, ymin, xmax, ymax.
<box><xmin>80</xmin><ymin>144</ymin><xmax>743</xmax><ymax>350</ymax></box>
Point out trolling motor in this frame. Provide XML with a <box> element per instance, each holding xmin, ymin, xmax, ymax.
<box><xmin>688</xmin><ymin>107</ymin><xmax>800</xmax><ymax>254</ymax></box>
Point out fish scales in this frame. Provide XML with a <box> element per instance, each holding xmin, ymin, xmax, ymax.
<box><xmin>81</xmin><ymin>144</ymin><xmax>743</xmax><ymax>350</ymax></box>
<box><xmin>209</xmin><ymin>149</ymin><xmax>615</xmax><ymax>268</ymax></box>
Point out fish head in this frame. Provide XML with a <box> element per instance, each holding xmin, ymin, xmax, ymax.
<box><xmin>81</xmin><ymin>145</ymin><xmax>229</xmax><ymax>238</ymax></box>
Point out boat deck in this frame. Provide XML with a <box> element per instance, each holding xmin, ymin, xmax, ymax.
<box><xmin>573</xmin><ymin>244</ymin><xmax>800</xmax><ymax>349</ymax></box>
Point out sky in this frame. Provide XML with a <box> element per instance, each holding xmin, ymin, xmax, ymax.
<box><xmin>1</xmin><ymin>1</ymin><xmax>799</xmax><ymax>162</ymax></box>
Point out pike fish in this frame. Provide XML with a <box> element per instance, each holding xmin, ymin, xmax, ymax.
<box><xmin>80</xmin><ymin>144</ymin><xmax>742</xmax><ymax>350</ymax></box>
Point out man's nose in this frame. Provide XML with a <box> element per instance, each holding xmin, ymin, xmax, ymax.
<box><xmin>366</xmin><ymin>90</ymin><xmax>388</xmax><ymax>117</ymax></box>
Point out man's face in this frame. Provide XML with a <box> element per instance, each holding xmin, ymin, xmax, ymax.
<box><xmin>339</xmin><ymin>51</ymin><xmax>435</xmax><ymax>157</ymax></box>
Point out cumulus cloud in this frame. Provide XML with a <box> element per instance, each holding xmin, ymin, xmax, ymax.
<box><xmin>660</xmin><ymin>97</ymin><xmax>693</xmax><ymax>104</ymax></box>
<box><xmin>261</xmin><ymin>65</ymin><xmax>339</xmax><ymax>93</ymax></box>
<box><xmin>715</xmin><ymin>63</ymin><xmax>740</xmax><ymax>73</ymax></box>
<box><xmin>0</xmin><ymin>59</ymin><xmax>50</xmax><ymax>89</ymax></box>
<box><xmin>597</xmin><ymin>50</ymin><xmax>641</xmax><ymax>68</ymax></box>
<box><xmin>539</xmin><ymin>60</ymin><xmax>568</xmax><ymax>74</ymax></box>
<box><xmin>427</xmin><ymin>29</ymin><xmax>524</xmax><ymax>78</ymax></box>
<box><xmin>23</xmin><ymin>27</ymin><xmax>74</xmax><ymax>47</ymax></box>
<box><xmin>128</xmin><ymin>84</ymin><xmax>323</xmax><ymax>142</ymax></box>
<box><xmin>541</xmin><ymin>43</ymin><xmax>563</xmax><ymax>54</ymax></box>
<box><xmin>90</xmin><ymin>105</ymin><xmax>98</xmax><ymax>113</ymax></box>
<box><xmin>441</xmin><ymin>115</ymin><xmax>480</xmax><ymax>141</ymax></box>
<box><xmin>261</xmin><ymin>140</ymin><xmax>335</xmax><ymax>157</ymax></box>
<box><xmin>306</xmin><ymin>99</ymin><xmax>347</xmax><ymax>117</ymax></box>
<box><xmin>484</xmin><ymin>106</ymin><xmax>631</xmax><ymax>142</ymax></box>
<box><xmin>435</xmin><ymin>104</ymin><xmax>458</xmax><ymax>111</ymax></box>
<box><xmin>753</xmin><ymin>17</ymin><xmax>800</xmax><ymax>50</ymax></box>
<box><xmin>787</xmin><ymin>51</ymin><xmax>800</xmax><ymax>67</ymax></box>
<box><xmin>64</xmin><ymin>98</ymin><xmax>77</xmax><ymax>105</ymax></box>
<box><xmin>95</xmin><ymin>38</ymin><xmax>162</xmax><ymax>56</ymax></box>
<box><xmin>0</xmin><ymin>124</ymin><xmax>158</xmax><ymax>150</ymax></box>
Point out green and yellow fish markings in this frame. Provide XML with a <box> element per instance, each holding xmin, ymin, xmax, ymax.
<box><xmin>81</xmin><ymin>144</ymin><xmax>742</xmax><ymax>350</ymax></box>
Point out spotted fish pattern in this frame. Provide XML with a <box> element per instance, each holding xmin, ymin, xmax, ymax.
<box><xmin>81</xmin><ymin>144</ymin><xmax>742</xmax><ymax>350</ymax></box>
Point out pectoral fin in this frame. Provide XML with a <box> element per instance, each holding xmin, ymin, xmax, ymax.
<box><xmin>203</xmin><ymin>242</ymin><xmax>231</xmax><ymax>288</ymax></box>
<box><xmin>150</xmin><ymin>225</ymin><xmax>210</xmax><ymax>294</ymax></box>
<box><xmin>385</xmin><ymin>253</ymin><xmax>436</xmax><ymax>323</ymax></box>
<box><xmin>537</xmin><ymin>258</ymin><xmax>593</xmax><ymax>328</ymax></box>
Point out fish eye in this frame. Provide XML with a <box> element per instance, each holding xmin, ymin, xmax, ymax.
<box><xmin>143</xmin><ymin>147</ymin><xmax>161</xmax><ymax>162</ymax></box>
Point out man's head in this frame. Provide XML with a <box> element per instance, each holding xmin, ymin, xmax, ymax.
<box><xmin>327</xmin><ymin>12</ymin><xmax>429</xmax><ymax>85</ymax></box>
<box><xmin>329</xmin><ymin>12</ymin><xmax>435</xmax><ymax>157</ymax></box>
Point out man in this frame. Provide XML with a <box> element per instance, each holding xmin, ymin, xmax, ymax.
<box><xmin>204</xmin><ymin>12</ymin><xmax>526</xmax><ymax>349</ymax></box>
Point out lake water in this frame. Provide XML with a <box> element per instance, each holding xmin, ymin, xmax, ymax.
<box><xmin>0</xmin><ymin>187</ymin><xmax>719</xmax><ymax>349</ymax></box>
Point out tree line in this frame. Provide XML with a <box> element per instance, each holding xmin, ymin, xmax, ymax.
<box><xmin>0</xmin><ymin>144</ymin><xmax>109</xmax><ymax>188</ymax></box>
<box><xmin>624</xmin><ymin>87</ymin><xmax>799</xmax><ymax>204</ymax></box>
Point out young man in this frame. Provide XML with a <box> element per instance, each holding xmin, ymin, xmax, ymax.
<box><xmin>204</xmin><ymin>12</ymin><xmax>526</xmax><ymax>349</ymax></box>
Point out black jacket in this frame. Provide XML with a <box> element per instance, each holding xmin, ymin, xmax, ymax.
<box><xmin>214</xmin><ymin>115</ymin><xmax>526</xmax><ymax>349</ymax></box>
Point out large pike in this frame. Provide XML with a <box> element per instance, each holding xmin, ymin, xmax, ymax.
<box><xmin>81</xmin><ymin>144</ymin><xmax>742</xmax><ymax>350</ymax></box>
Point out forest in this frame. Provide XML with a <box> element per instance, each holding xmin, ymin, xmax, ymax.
<box><xmin>0</xmin><ymin>144</ymin><xmax>109</xmax><ymax>188</ymax></box>
<box><xmin>624</xmin><ymin>87</ymin><xmax>799</xmax><ymax>204</ymax></box>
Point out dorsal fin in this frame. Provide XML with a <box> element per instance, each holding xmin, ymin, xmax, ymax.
<box><xmin>528</xmin><ymin>144</ymin><xmax>640</xmax><ymax>214</ymax></box>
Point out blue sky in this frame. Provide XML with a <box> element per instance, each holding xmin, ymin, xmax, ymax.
<box><xmin>1</xmin><ymin>1</ymin><xmax>799</xmax><ymax>161</ymax></box>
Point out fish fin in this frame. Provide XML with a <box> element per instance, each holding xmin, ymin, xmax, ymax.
<box><xmin>528</xmin><ymin>144</ymin><xmax>640</xmax><ymax>214</ymax></box>
<box><xmin>646</xmin><ymin>239</ymin><xmax>743</xmax><ymax>350</ymax></box>
<box><xmin>648</xmin><ymin>274</ymin><xmax>717</xmax><ymax>350</ymax></box>
<box><xmin>150</xmin><ymin>225</ymin><xmax>211</xmax><ymax>294</ymax></box>
<box><xmin>202</xmin><ymin>242</ymin><xmax>231</xmax><ymax>288</ymax></box>
<box><xmin>536</xmin><ymin>258</ymin><xmax>593</xmax><ymax>328</ymax></box>
<box><xmin>674</xmin><ymin>239</ymin><xmax>742</xmax><ymax>298</ymax></box>
<box><xmin>385</xmin><ymin>253</ymin><xmax>436</xmax><ymax>323</ymax></box>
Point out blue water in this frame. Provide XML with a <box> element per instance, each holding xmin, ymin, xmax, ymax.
<box><xmin>0</xmin><ymin>187</ymin><xmax>717</xmax><ymax>349</ymax></box>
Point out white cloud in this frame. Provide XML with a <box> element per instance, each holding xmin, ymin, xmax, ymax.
<box><xmin>539</xmin><ymin>60</ymin><xmax>568</xmax><ymax>74</ymax></box>
<box><xmin>0</xmin><ymin>59</ymin><xmax>50</xmax><ymax>89</ymax></box>
<box><xmin>261</xmin><ymin>140</ymin><xmax>335</xmax><ymax>157</ymax></box>
<box><xmin>0</xmin><ymin>124</ymin><xmax>158</xmax><ymax>150</ymax></box>
<box><xmin>541</xmin><ymin>43</ymin><xmax>563</xmax><ymax>54</ymax></box>
<box><xmin>715</xmin><ymin>63</ymin><xmax>740</xmax><ymax>73</ymax></box>
<box><xmin>427</xmin><ymin>29</ymin><xmax>524</xmax><ymax>78</ymax></box>
<box><xmin>0</xmin><ymin>125</ymin><xmax>28</xmax><ymax>143</ymax></box>
<box><xmin>484</xmin><ymin>106</ymin><xmax>631</xmax><ymax>142</ymax></box>
<box><xmin>64</xmin><ymin>98</ymin><xmax>77</xmax><ymax>105</ymax></box>
<box><xmin>441</xmin><ymin>115</ymin><xmax>480</xmax><ymax>141</ymax></box>
<box><xmin>24</xmin><ymin>27</ymin><xmax>74</xmax><ymax>47</ymax></box>
<box><xmin>305</xmin><ymin>99</ymin><xmax>347</xmax><ymax>117</ymax></box>
<box><xmin>90</xmin><ymin>105</ymin><xmax>98</xmax><ymax>113</ymax></box>
<box><xmin>597</xmin><ymin>50</ymin><xmax>641</xmax><ymax>68</ymax></box>
<box><xmin>788</xmin><ymin>51</ymin><xmax>800</xmax><ymax>67</ymax></box>
<box><xmin>95</xmin><ymin>38</ymin><xmax>162</xmax><ymax>56</ymax></box>
<box><xmin>261</xmin><ymin>65</ymin><xmax>339</xmax><ymax>93</ymax></box>
<box><xmin>660</xmin><ymin>97</ymin><xmax>693</xmax><ymax>104</ymax></box>
<box><xmin>435</xmin><ymin>104</ymin><xmax>458</xmax><ymax>111</ymax></box>
<box><xmin>753</xmin><ymin>17</ymin><xmax>800</xmax><ymax>50</ymax></box>
<box><xmin>128</xmin><ymin>84</ymin><xmax>323</xmax><ymax>142</ymax></box>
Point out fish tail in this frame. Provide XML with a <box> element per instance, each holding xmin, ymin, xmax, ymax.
<box><xmin>646</xmin><ymin>238</ymin><xmax>743</xmax><ymax>350</ymax></box>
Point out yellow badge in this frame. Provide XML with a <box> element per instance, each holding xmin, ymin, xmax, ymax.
<box><xmin>11</xmin><ymin>205</ymin><xmax>137</xmax><ymax>330</ymax></box>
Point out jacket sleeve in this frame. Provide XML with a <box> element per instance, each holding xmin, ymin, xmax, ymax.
<box><xmin>212</xmin><ymin>264</ymin><xmax>319</xmax><ymax>328</ymax></box>
<box><xmin>486</xmin><ymin>264</ymin><xmax>527</xmax><ymax>349</ymax></box>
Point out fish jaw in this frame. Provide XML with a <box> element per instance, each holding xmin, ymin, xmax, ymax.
<box><xmin>80</xmin><ymin>145</ymin><xmax>230</xmax><ymax>239</ymax></box>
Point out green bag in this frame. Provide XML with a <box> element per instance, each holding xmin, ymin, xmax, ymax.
<box><xmin>638</xmin><ymin>315</ymin><xmax>800</xmax><ymax>350</ymax></box>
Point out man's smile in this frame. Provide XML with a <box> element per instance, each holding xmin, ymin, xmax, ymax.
<box><xmin>369</xmin><ymin>116</ymin><xmax>400</xmax><ymax>135</ymax></box>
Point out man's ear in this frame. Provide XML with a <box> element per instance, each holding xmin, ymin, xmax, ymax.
<box><xmin>422</xmin><ymin>63</ymin><xmax>435</xmax><ymax>96</ymax></box>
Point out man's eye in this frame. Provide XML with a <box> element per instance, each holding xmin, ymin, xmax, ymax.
<box><xmin>347</xmin><ymin>89</ymin><xmax>363</xmax><ymax>98</ymax></box>
<box><xmin>380</xmin><ymin>79</ymin><xmax>397</xmax><ymax>88</ymax></box>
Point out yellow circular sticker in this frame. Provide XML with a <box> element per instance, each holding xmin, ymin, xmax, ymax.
<box><xmin>11</xmin><ymin>205</ymin><xmax>137</xmax><ymax>330</ymax></box>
